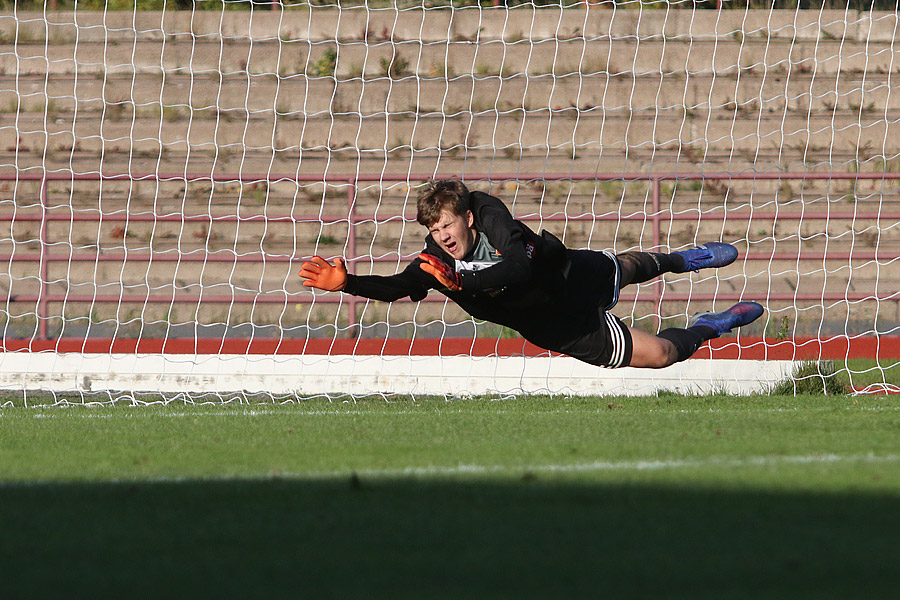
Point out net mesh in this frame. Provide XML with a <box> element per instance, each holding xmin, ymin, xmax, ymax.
<box><xmin>1</xmin><ymin>1</ymin><xmax>899</xmax><ymax>402</ymax></box>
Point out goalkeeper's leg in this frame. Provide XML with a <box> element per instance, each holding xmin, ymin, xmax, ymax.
<box><xmin>617</xmin><ymin>242</ymin><xmax>738</xmax><ymax>286</ymax></box>
<box><xmin>628</xmin><ymin>301</ymin><xmax>764</xmax><ymax>368</ymax></box>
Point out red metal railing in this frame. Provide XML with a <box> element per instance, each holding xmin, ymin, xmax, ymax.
<box><xmin>3</xmin><ymin>170</ymin><xmax>899</xmax><ymax>342</ymax></box>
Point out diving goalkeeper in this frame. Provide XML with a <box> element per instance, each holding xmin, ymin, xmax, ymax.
<box><xmin>298</xmin><ymin>179</ymin><xmax>763</xmax><ymax>369</ymax></box>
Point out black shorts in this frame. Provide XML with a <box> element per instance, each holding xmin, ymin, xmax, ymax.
<box><xmin>563</xmin><ymin>249</ymin><xmax>621</xmax><ymax>311</ymax></box>
<box><xmin>554</xmin><ymin>249</ymin><xmax>633</xmax><ymax>368</ymax></box>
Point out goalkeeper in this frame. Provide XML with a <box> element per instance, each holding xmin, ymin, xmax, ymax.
<box><xmin>299</xmin><ymin>179</ymin><xmax>763</xmax><ymax>369</ymax></box>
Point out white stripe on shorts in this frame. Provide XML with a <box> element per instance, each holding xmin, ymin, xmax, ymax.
<box><xmin>604</xmin><ymin>312</ymin><xmax>627</xmax><ymax>368</ymax></box>
<box><xmin>601</xmin><ymin>250</ymin><xmax>621</xmax><ymax>310</ymax></box>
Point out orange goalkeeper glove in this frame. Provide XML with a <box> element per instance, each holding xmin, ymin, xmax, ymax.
<box><xmin>418</xmin><ymin>253</ymin><xmax>462</xmax><ymax>291</ymax></box>
<box><xmin>298</xmin><ymin>256</ymin><xmax>347</xmax><ymax>292</ymax></box>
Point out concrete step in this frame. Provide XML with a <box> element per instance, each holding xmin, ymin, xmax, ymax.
<box><xmin>6</xmin><ymin>71</ymin><xmax>898</xmax><ymax>117</ymax></box>
<box><xmin>5</xmin><ymin>9</ymin><xmax>897</xmax><ymax>45</ymax></box>
<box><xmin>17</xmin><ymin>171</ymin><xmax>886</xmax><ymax>208</ymax></box>
<box><xmin>6</xmin><ymin>150</ymin><xmax>884</xmax><ymax>194</ymax></box>
<box><xmin>4</xmin><ymin>34</ymin><xmax>895</xmax><ymax>79</ymax></box>
<box><xmin>7</xmin><ymin>110</ymin><xmax>897</xmax><ymax>160</ymax></box>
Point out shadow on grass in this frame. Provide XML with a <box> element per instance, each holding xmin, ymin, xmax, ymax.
<box><xmin>1</xmin><ymin>477</ymin><xmax>898</xmax><ymax>599</ymax></box>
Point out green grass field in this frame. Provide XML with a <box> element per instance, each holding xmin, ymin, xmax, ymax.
<box><xmin>2</xmin><ymin>393</ymin><xmax>900</xmax><ymax>598</ymax></box>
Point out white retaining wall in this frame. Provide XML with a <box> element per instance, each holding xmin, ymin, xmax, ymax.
<box><xmin>0</xmin><ymin>352</ymin><xmax>795</xmax><ymax>397</ymax></box>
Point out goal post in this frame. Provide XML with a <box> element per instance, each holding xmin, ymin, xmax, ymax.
<box><xmin>1</xmin><ymin>1</ymin><xmax>898</xmax><ymax>402</ymax></box>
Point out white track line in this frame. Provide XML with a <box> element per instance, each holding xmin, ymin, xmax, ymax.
<box><xmin>2</xmin><ymin>453</ymin><xmax>898</xmax><ymax>487</ymax></box>
<box><xmin>299</xmin><ymin>453</ymin><xmax>900</xmax><ymax>480</ymax></box>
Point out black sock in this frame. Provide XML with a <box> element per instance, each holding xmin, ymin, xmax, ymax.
<box><xmin>618</xmin><ymin>251</ymin><xmax>684</xmax><ymax>284</ymax></box>
<box><xmin>665</xmin><ymin>252</ymin><xmax>686</xmax><ymax>273</ymax></box>
<box><xmin>688</xmin><ymin>325</ymin><xmax>717</xmax><ymax>340</ymax></box>
<box><xmin>657</xmin><ymin>326</ymin><xmax>715</xmax><ymax>363</ymax></box>
<box><xmin>641</xmin><ymin>252</ymin><xmax>683</xmax><ymax>278</ymax></box>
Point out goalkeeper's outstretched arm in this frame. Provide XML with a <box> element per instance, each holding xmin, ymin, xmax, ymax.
<box><xmin>299</xmin><ymin>255</ymin><xmax>432</xmax><ymax>302</ymax></box>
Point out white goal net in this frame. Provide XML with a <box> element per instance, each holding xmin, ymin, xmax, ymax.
<box><xmin>0</xmin><ymin>1</ymin><xmax>898</xmax><ymax>403</ymax></box>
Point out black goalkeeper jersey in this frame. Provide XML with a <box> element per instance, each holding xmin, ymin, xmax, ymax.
<box><xmin>341</xmin><ymin>191</ymin><xmax>615</xmax><ymax>353</ymax></box>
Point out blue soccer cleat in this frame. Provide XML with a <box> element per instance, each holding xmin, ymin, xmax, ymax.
<box><xmin>674</xmin><ymin>242</ymin><xmax>738</xmax><ymax>272</ymax></box>
<box><xmin>688</xmin><ymin>301</ymin><xmax>764</xmax><ymax>338</ymax></box>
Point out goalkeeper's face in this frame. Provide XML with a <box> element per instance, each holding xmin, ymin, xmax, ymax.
<box><xmin>428</xmin><ymin>209</ymin><xmax>477</xmax><ymax>260</ymax></box>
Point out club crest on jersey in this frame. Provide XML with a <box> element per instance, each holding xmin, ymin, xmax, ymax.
<box><xmin>525</xmin><ymin>242</ymin><xmax>536</xmax><ymax>260</ymax></box>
